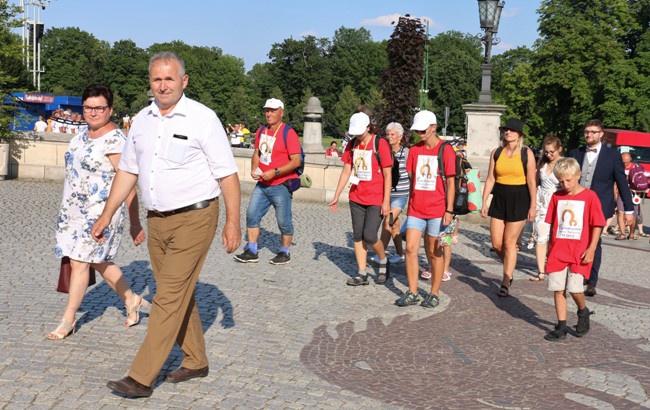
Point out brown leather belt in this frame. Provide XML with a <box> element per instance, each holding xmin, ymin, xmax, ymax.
<box><xmin>147</xmin><ymin>198</ymin><xmax>216</xmax><ymax>218</ymax></box>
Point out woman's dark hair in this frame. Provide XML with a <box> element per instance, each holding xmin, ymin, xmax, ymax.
<box><xmin>82</xmin><ymin>84</ymin><xmax>114</xmax><ymax>107</ymax></box>
<box><xmin>354</xmin><ymin>104</ymin><xmax>378</xmax><ymax>134</ymax></box>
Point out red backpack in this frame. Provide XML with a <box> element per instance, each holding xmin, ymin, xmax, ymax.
<box><xmin>629</xmin><ymin>163</ymin><xmax>649</xmax><ymax>191</ymax></box>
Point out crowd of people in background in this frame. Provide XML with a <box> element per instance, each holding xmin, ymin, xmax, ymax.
<box><xmin>41</xmin><ymin>50</ymin><xmax>645</xmax><ymax>399</ymax></box>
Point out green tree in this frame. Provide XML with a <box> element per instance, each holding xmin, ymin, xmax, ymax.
<box><xmin>104</xmin><ymin>40</ymin><xmax>149</xmax><ymax>113</ymax></box>
<box><xmin>268</xmin><ymin>35</ymin><xmax>332</xmax><ymax>113</ymax></box>
<box><xmin>329</xmin><ymin>27</ymin><xmax>387</xmax><ymax>103</ymax></box>
<box><xmin>0</xmin><ymin>0</ymin><xmax>29</xmax><ymax>139</ymax></box>
<box><xmin>40</xmin><ymin>27</ymin><xmax>110</xmax><ymax>94</ymax></box>
<box><xmin>329</xmin><ymin>85</ymin><xmax>361</xmax><ymax>136</ymax></box>
<box><xmin>534</xmin><ymin>0</ymin><xmax>641</xmax><ymax>148</ymax></box>
<box><xmin>378</xmin><ymin>16</ymin><xmax>426</xmax><ymax>136</ymax></box>
<box><xmin>426</xmin><ymin>31</ymin><xmax>482</xmax><ymax>136</ymax></box>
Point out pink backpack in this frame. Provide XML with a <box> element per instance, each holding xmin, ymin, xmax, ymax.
<box><xmin>629</xmin><ymin>163</ymin><xmax>649</xmax><ymax>191</ymax></box>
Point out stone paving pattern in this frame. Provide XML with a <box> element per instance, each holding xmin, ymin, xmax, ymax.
<box><xmin>0</xmin><ymin>180</ymin><xmax>649</xmax><ymax>409</ymax></box>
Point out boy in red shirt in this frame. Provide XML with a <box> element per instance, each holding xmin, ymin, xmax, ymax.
<box><xmin>544</xmin><ymin>157</ymin><xmax>605</xmax><ymax>341</ymax></box>
<box><xmin>395</xmin><ymin>110</ymin><xmax>456</xmax><ymax>308</ymax></box>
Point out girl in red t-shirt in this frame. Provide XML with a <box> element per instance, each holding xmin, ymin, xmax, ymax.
<box><xmin>329</xmin><ymin>111</ymin><xmax>393</xmax><ymax>286</ymax></box>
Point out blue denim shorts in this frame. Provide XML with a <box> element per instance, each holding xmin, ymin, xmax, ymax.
<box><xmin>246</xmin><ymin>183</ymin><xmax>293</xmax><ymax>235</ymax></box>
<box><xmin>390</xmin><ymin>195</ymin><xmax>408</xmax><ymax>211</ymax></box>
<box><xmin>405</xmin><ymin>215</ymin><xmax>444</xmax><ymax>237</ymax></box>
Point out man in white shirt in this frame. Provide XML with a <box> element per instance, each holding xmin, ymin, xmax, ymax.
<box><xmin>92</xmin><ymin>51</ymin><xmax>241</xmax><ymax>398</ymax></box>
<box><xmin>33</xmin><ymin>115</ymin><xmax>47</xmax><ymax>132</ymax></box>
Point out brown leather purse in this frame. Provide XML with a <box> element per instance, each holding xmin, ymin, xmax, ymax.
<box><xmin>57</xmin><ymin>257</ymin><xmax>96</xmax><ymax>293</ymax></box>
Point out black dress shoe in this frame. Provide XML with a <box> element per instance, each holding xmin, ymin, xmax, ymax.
<box><xmin>584</xmin><ymin>285</ymin><xmax>597</xmax><ymax>297</ymax></box>
<box><xmin>164</xmin><ymin>366</ymin><xmax>209</xmax><ymax>383</ymax></box>
<box><xmin>107</xmin><ymin>376</ymin><xmax>152</xmax><ymax>398</ymax></box>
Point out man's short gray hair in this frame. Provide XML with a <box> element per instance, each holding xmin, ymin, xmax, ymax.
<box><xmin>149</xmin><ymin>51</ymin><xmax>186</xmax><ymax>77</ymax></box>
<box><xmin>386</xmin><ymin>122</ymin><xmax>404</xmax><ymax>136</ymax></box>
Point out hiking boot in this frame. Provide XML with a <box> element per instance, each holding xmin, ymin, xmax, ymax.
<box><xmin>544</xmin><ymin>328</ymin><xmax>567</xmax><ymax>342</ymax></box>
<box><xmin>395</xmin><ymin>290</ymin><xmax>420</xmax><ymax>307</ymax></box>
<box><xmin>377</xmin><ymin>259</ymin><xmax>390</xmax><ymax>284</ymax></box>
<box><xmin>269</xmin><ymin>251</ymin><xmax>291</xmax><ymax>265</ymax></box>
<box><xmin>584</xmin><ymin>285</ymin><xmax>597</xmax><ymax>297</ymax></box>
<box><xmin>346</xmin><ymin>274</ymin><xmax>369</xmax><ymax>286</ymax></box>
<box><xmin>575</xmin><ymin>307</ymin><xmax>593</xmax><ymax>337</ymax></box>
<box><xmin>234</xmin><ymin>249</ymin><xmax>259</xmax><ymax>263</ymax></box>
<box><xmin>420</xmin><ymin>293</ymin><xmax>440</xmax><ymax>308</ymax></box>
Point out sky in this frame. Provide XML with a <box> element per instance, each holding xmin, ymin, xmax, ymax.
<box><xmin>15</xmin><ymin>0</ymin><xmax>541</xmax><ymax>71</ymax></box>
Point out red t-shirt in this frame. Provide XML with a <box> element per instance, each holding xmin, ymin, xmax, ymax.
<box><xmin>254</xmin><ymin>123</ymin><xmax>301</xmax><ymax>186</ymax></box>
<box><xmin>545</xmin><ymin>188</ymin><xmax>606</xmax><ymax>278</ymax></box>
<box><xmin>341</xmin><ymin>135</ymin><xmax>393</xmax><ymax>206</ymax></box>
<box><xmin>407</xmin><ymin>140</ymin><xmax>456</xmax><ymax>219</ymax></box>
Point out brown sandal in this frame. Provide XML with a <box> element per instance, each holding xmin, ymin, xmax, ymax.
<box><xmin>530</xmin><ymin>273</ymin><xmax>546</xmax><ymax>282</ymax></box>
<box><xmin>615</xmin><ymin>233</ymin><xmax>628</xmax><ymax>240</ymax></box>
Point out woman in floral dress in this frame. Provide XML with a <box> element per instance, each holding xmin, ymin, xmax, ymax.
<box><xmin>48</xmin><ymin>84</ymin><xmax>147</xmax><ymax>340</ymax></box>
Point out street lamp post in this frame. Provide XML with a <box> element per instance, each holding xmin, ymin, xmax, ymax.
<box><xmin>477</xmin><ymin>0</ymin><xmax>505</xmax><ymax>103</ymax></box>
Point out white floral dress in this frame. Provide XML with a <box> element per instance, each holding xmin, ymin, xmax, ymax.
<box><xmin>54</xmin><ymin>129</ymin><xmax>127</xmax><ymax>263</ymax></box>
<box><xmin>533</xmin><ymin>162</ymin><xmax>560</xmax><ymax>241</ymax></box>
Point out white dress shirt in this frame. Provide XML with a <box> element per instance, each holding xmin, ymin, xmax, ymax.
<box><xmin>119</xmin><ymin>94</ymin><xmax>237</xmax><ymax>211</ymax></box>
<box><xmin>585</xmin><ymin>142</ymin><xmax>602</xmax><ymax>163</ymax></box>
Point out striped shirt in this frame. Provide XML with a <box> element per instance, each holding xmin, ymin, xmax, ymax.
<box><xmin>391</xmin><ymin>146</ymin><xmax>410</xmax><ymax>198</ymax></box>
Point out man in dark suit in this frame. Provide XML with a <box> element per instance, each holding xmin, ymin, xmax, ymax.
<box><xmin>569</xmin><ymin>119</ymin><xmax>634</xmax><ymax>296</ymax></box>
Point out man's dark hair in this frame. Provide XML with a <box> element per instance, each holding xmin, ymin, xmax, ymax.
<box><xmin>583</xmin><ymin>119</ymin><xmax>603</xmax><ymax>131</ymax></box>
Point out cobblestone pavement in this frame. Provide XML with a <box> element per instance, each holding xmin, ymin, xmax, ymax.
<box><xmin>1</xmin><ymin>180</ymin><xmax>649</xmax><ymax>409</ymax></box>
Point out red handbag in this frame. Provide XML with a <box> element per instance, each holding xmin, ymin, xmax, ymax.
<box><xmin>57</xmin><ymin>257</ymin><xmax>97</xmax><ymax>293</ymax></box>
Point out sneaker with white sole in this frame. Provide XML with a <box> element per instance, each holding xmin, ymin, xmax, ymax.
<box><xmin>389</xmin><ymin>254</ymin><xmax>405</xmax><ymax>264</ymax></box>
<box><xmin>234</xmin><ymin>249</ymin><xmax>259</xmax><ymax>263</ymax></box>
<box><xmin>269</xmin><ymin>251</ymin><xmax>291</xmax><ymax>265</ymax></box>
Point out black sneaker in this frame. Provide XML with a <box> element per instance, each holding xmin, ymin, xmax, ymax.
<box><xmin>234</xmin><ymin>249</ymin><xmax>259</xmax><ymax>263</ymax></box>
<box><xmin>269</xmin><ymin>251</ymin><xmax>291</xmax><ymax>265</ymax></box>
<box><xmin>544</xmin><ymin>328</ymin><xmax>567</xmax><ymax>342</ymax></box>
<box><xmin>395</xmin><ymin>290</ymin><xmax>420</xmax><ymax>307</ymax></box>
<box><xmin>575</xmin><ymin>307</ymin><xmax>593</xmax><ymax>337</ymax></box>
<box><xmin>346</xmin><ymin>274</ymin><xmax>369</xmax><ymax>286</ymax></box>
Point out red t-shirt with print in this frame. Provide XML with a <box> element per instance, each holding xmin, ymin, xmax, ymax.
<box><xmin>341</xmin><ymin>135</ymin><xmax>393</xmax><ymax>206</ymax></box>
<box><xmin>254</xmin><ymin>123</ymin><xmax>301</xmax><ymax>186</ymax></box>
<box><xmin>545</xmin><ymin>188</ymin><xmax>605</xmax><ymax>278</ymax></box>
<box><xmin>407</xmin><ymin>140</ymin><xmax>456</xmax><ymax>219</ymax></box>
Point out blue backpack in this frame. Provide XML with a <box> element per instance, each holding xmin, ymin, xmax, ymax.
<box><xmin>258</xmin><ymin>124</ymin><xmax>305</xmax><ymax>175</ymax></box>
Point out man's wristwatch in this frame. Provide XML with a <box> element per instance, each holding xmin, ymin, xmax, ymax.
<box><xmin>274</xmin><ymin>168</ymin><xmax>280</xmax><ymax>176</ymax></box>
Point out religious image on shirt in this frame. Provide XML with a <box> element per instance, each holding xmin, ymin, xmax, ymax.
<box><xmin>353</xmin><ymin>149</ymin><xmax>373</xmax><ymax>181</ymax></box>
<box><xmin>555</xmin><ymin>199</ymin><xmax>585</xmax><ymax>240</ymax></box>
<box><xmin>414</xmin><ymin>155</ymin><xmax>438</xmax><ymax>191</ymax></box>
<box><xmin>259</xmin><ymin>133</ymin><xmax>276</xmax><ymax>166</ymax></box>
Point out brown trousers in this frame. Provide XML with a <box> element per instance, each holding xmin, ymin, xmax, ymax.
<box><xmin>129</xmin><ymin>200</ymin><xmax>218</xmax><ymax>386</ymax></box>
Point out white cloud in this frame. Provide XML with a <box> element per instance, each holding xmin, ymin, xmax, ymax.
<box><xmin>360</xmin><ymin>14</ymin><xmax>441</xmax><ymax>29</ymax></box>
<box><xmin>501</xmin><ymin>8</ymin><xmax>520</xmax><ymax>19</ymax></box>
<box><xmin>299</xmin><ymin>30</ymin><xmax>318</xmax><ymax>38</ymax></box>
<box><xmin>494</xmin><ymin>42</ymin><xmax>514</xmax><ymax>52</ymax></box>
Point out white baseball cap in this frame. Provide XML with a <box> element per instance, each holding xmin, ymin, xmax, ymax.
<box><xmin>263</xmin><ymin>98</ymin><xmax>284</xmax><ymax>110</ymax></box>
<box><xmin>348</xmin><ymin>112</ymin><xmax>370</xmax><ymax>135</ymax></box>
<box><xmin>410</xmin><ymin>110</ymin><xmax>437</xmax><ymax>131</ymax></box>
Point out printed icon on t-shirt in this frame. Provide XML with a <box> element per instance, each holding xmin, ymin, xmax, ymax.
<box><xmin>353</xmin><ymin>149</ymin><xmax>373</xmax><ymax>181</ymax></box>
<box><xmin>259</xmin><ymin>134</ymin><xmax>276</xmax><ymax>166</ymax></box>
<box><xmin>415</xmin><ymin>155</ymin><xmax>437</xmax><ymax>191</ymax></box>
<box><xmin>556</xmin><ymin>199</ymin><xmax>584</xmax><ymax>240</ymax></box>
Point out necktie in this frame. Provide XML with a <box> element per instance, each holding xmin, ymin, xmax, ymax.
<box><xmin>586</xmin><ymin>147</ymin><xmax>597</xmax><ymax>153</ymax></box>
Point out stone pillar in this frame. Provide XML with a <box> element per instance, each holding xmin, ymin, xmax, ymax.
<box><xmin>302</xmin><ymin>96</ymin><xmax>325</xmax><ymax>154</ymax></box>
<box><xmin>462</xmin><ymin>102</ymin><xmax>507</xmax><ymax>178</ymax></box>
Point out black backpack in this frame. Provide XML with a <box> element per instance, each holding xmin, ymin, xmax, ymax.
<box><xmin>437</xmin><ymin>142</ymin><xmax>470</xmax><ymax>215</ymax></box>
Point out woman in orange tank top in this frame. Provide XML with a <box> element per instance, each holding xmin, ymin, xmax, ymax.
<box><xmin>481</xmin><ymin>118</ymin><xmax>537</xmax><ymax>297</ymax></box>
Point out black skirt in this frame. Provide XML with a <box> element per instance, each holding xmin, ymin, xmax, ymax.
<box><xmin>488</xmin><ymin>183</ymin><xmax>530</xmax><ymax>222</ymax></box>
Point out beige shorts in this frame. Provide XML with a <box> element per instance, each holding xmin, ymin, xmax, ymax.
<box><xmin>547</xmin><ymin>268</ymin><xmax>585</xmax><ymax>293</ymax></box>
